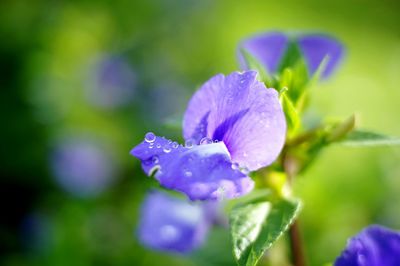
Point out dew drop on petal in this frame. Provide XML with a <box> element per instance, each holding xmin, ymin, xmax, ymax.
<box><xmin>231</xmin><ymin>162</ymin><xmax>239</xmax><ymax>170</ymax></box>
<box><xmin>200</xmin><ymin>137</ymin><xmax>212</xmax><ymax>145</ymax></box>
<box><xmin>145</xmin><ymin>132</ymin><xmax>156</xmax><ymax>143</ymax></box>
<box><xmin>242</xmin><ymin>167</ymin><xmax>250</xmax><ymax>175</ymax></box>
<box><xmin>185</xmin><ymin>139</ymin><xmax>195</xmax><ymax>148</ymax></box>
<box><xmin>152</xmin><ymin>155</ymin><xmax>159</xmax><ymax>164</ymax></box>
<box><xmin>172</xmin><ymin>142</ymin><xmax>179</xmax><ymax>149</ymax></box>
<box><xmin>184</xmin><ymin>170</ymin><xmax>192</xmax><ymax>177</ymax></box>
<box><xmin>156</xmin><ymin>143</ymin><xmax>161</xmax><ymax>148</ymax></box>
<box><xmin>163</xmin><ymin>145</ymin><xmax>171</xmax><ymax>153</ymax></box>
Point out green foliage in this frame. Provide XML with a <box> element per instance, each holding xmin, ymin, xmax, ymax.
<box><xmin>340</xmin><ymin>130</ymin><xmax>400</xmax><ymax>146</ymax></box>
<box><xmin>229</xmin><ymin>198</ymin><xmax>302</xmax><ymax>266</ymax></box>
<box><xmin>280</xmin><ymin>89</ymin><xmax>301</xmax><ymax>136</ymax></box>
<box><xmin>326</xmin><ymin>114</ymin><xmax>356</xmax><ymax>143</ymax></box>
<box><xmin>239</xmin><ymin>48</ymin><xmax>273</xmax><ymax>86</ymax></box>
<box><xmin>277</xmin><ymin>40</ymin><xmax>303</xmax><ymax>74</ymax></box>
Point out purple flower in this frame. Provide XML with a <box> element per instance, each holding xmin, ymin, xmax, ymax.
<box><xmin>238</xmin><ymin>32</ymin><xmax>344</xmax><ymax>79</ymax></box>
<box><xmin>50</xmin><ymin>137</ymin><xmax>117</xmax><ymax>197</ymax></box>
<box><xmin>87</xmin><ymin>56</ymin><xmax>136</xmax><ymax>108</ymax></box>
<box><xmin>131</xmin><ymin>71</ymin><xmax>286</xmax><ymax>201</ymax></box>
<box><xmin>335</xmin><ymin>225</ymin><xmax>400</xmax><ymax>266</ymax></box>
<box><xmin>137</xmin><ymin>190</ymin><xmax>210</xmax><ymax>253</ymax></box>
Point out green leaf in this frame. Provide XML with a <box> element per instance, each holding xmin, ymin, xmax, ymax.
<box><xmin>326</xmin><ymin>114</ymin><xmax>356</xmax><ymax>143</ymax></box>
<box><xmin>230</xmin><ymin>198</ymin><xmax>302</xmax><ymax>266</ymax></box>
<box><xmin>277</xmin><ymin>40</ymin><xmax>303</xmax><ymax>73</ymax></box>
<box><xmin>280</xmin><ymin>90</ymin><xmax>300</xmax><ymax>135</ymax></box>
<box><xmin>340</xmin><ymin>130</ymin><xmax>400</xmax><ymax>146</ymax></box>
<box><xmin>240</xmin><ymin>48</ymin><xmax>273</xmax><ymax>86</ymax></box>
<box><xmin>308</xmin><ymin>55</ymin><xmax>329</xmax><ymax>87</ymax></box>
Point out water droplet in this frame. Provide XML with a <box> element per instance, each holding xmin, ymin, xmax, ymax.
<box><xmin>152</xmin><ymin>155</ymin><xmax>159</xmax><ymax>164</ymax></box>
<box><xmin>185</xmin><ymin>139</ymin><xmax>195</xmax><ymax>148</ymax></box>
<box><xmin>184</xmin><ymin>170</ymin><xmax>192</xmax><ymax>177</ymax></box>
<box><xmin>145</xmin><ymin>132</ymin><xmax>156</xmax><ymax>143</ymax></box>
<box><xmin>200</xmin><ymin>137</ymin><xmax>212</xmax><ymax>145</ymax></box>
<box><xmin>172</xmin><ymin>142</ymin><xmax>179</xmax><ymax>149</ymax></box>
<box><xmin>163</xmin><ymin>145</ymin><xmax>171</xmax><ymax>153</ymax></box>
<box><xmin>231</xmin><ymin>163</ymin><xmax>239</xmax><ymax>170</ymax></box>
<box><xmin>156</xmin><ymin>143</ymin><xmax>161</xmax><ymax>148</ymax></box>
<box><xmin>242</xmin><ymin>167</ymin><xmax>250</xmax><ymax>175</ymax></box>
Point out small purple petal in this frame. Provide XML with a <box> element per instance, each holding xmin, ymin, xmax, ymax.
<box><xmin>335</xmin><ymin>225</ymin><xmax>400</xmax><ymax>266</ymax></box>
<box><xmin>137</xmin><ymin>191</ymin><xmax>210</xmax><ymax>253</ymax></box>
<box><xmin>238</xmin><ymin>32</ymin><xmax>289</xmax><ymax>73</ymax></box>
<box><xmin>183</xmin><ymin>71</ymin><xmax>286</xmax><ymax>171</ymax></box>
<box><xmin>297</xmin><ymin>34</ymin><xmax>344</xmax><ymax>79</ymax></box>
<box><xmin>50</xmin><ymin>137</ymin><xmax>116</xmax><ymax>197</ymax></box>
<box><xmin>131</xmin><ymin>134</ymin><xmax>254</xmax><ymax>201</ymax></box>
<box><xmin>88</xmin><ymin>56</ymin><xmax>136</xmax><ymax>108</ymax></box>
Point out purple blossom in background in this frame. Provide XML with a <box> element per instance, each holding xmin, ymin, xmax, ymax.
<box><xmin>50</xmin><ymin>137</ymin><xmax>117</xmax><ymax>197</ymax></box>
<box><xmin>238</xmin><ymin>32</ymin><xmax>344</xmax><ymax>79</ymax></box>
<box><xmin>137</xmin><ymin>190</ymin><xmax>210</xmax><ymax>253</ymax></box>
<box><xmin>131</xmin><ymin>71</ymin><xmax>286</xmax><ymax>200</ymax></box>
<box><xmin>87</xmin><ymin>56</ymin><xmax>136</xmax><ymax>108</ymax></box>
<box><xmin>335</xmin><ymin>225</ymin><xmax>400</xmax><ymax>266</ymax></box>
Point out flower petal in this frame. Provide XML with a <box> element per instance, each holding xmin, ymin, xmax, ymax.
<box><xmin>131</xmin><ymin>134</ymin><xmax>254</xmax><ymax>200</ymax></box>
<box><xmin>137</xmin><ymin>190</ymin><xmax>210</xmax><ymax>253</ymax></box>
<box><xmin>238</xmin><ymin>32</ymin><xmax>289</xmax><ymax>73</ymax></box>
<box><xmin>335</xmin><ymin>225</ymin><xmax>400</xmax><ymax>266</ymax></box>
<box><xmin>297</xmin><ymin>34</ymin><xmax>344</xmax><ymax>79</ymax></box>
<box><xmin>183</xmin><ymin>71</ymin><xmax>286</xmax><ymax>171</ymax></box>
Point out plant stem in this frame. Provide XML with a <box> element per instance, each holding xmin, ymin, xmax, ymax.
<box><xmin>283</xmin><ymin>154</ymin><xmax>306</xmax><ymax>266</ymax></box>
<box><xmin>289</xmin><ymin>221</ymin><xmax>306</xmax><ymax>266</ymax></box>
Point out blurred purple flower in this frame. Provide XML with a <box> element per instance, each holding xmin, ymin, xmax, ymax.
<box><xmin>50</xmin><ymin>137</ymin><xmax>117</xmax><ymax>197</ymax></box>
<box><xmin>87</xmin><ymin>56</ymin><xmax>136</xmax><ymax>108</ymax></box>
<box><xmin>335</xmin><ymin>225</ymin><xmax>400</xmax><ymax>266</ymax></box>
<box><xmin>131</xmin><ymin>71</ymin><xmax>286</xmax><ymax>200</ymax></box>
<box><xmin>238</xmin><ymin>32</ymin><xmax>344</xmax><ymax>79</ymax></box>
<box><xmin>137</xmin><ymin>190</ymin><xmax>210</xmax><ymax>253</ymax></box>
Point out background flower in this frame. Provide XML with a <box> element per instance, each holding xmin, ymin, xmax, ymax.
<box><xmin>238</xmin><ymin>32</ymin><xmax>344</xmax><ymax>79</ymax></box>
<box><xmin>335</xmin><ymin>225</ymin><xmax>400</xmax><ymax>266</ymax></box>
<box><xmin>137</xmin><ymin>190</ymin><xmax>210</xmax><ymax>253</ymax></box>
<box><xmin>50</xmin><ymin>136</ymin><xmax>117</xmax><ymax>197</ymax></box>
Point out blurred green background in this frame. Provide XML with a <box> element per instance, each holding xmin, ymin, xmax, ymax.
<box><xmin>1</xmin><ymin>0</ymin><xmax>399</xmax><ymax>265</ymax></box>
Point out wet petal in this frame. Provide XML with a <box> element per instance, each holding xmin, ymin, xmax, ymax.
<box><xmin>183</xmin><ymin>71</ymin><xmax>286</xmax><ymax>171</ymax></box>
<box><xmin>137</xmin><ymin>191</ymin><xmax>210</xmax><ymax>253</ymax></box>
<box><xmin>131</xmin><ymin>134</ymin><xmax>254</xmax><ymax>200</ymax></box>
<box><xmin>238</xmin><ymin>32</ymin><xmax>289</xmax><ymax>73</ymax></box>
<box><xmin>335</xmin><ymin>225</ymin><xmax>400</xmax><ymax>266</ymax></box>
<box><xmin>298</xmin><ymin>34</ymin><xmax>344</xmax><ymax>79</ymax></box>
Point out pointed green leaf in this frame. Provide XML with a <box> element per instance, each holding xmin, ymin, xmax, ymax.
<box><xmin>308</xmin><ymin>55</ymin><xmax>329</xmax><ymax>87</ymax></box>
<box><xmin>326</xmin><ymin>114</ymin><xmax>356</xmax><ymax>142</ymax></box>
<box><xmin>230</xmin><ymin>199</ymin><xmax>302</xmax><ymax>266</ymax></box>
<box><xmin>277</xmin><ymin>40</ymin><xmax>303</xmax><ymax>73</ymax></box>
<box><xmin>340</xmin><ymin>130</ymin><xmax>400</xmax><ymax>146</ymax></box>
<box><xmin>240</xmin><ymin>48</ymin><xmax>273</xmax><ymax>86</ymax></box>
<box><xmin>280</xmin><ymin>91</ymin><xmax>300</xmax><ymax>135</ymax></box>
